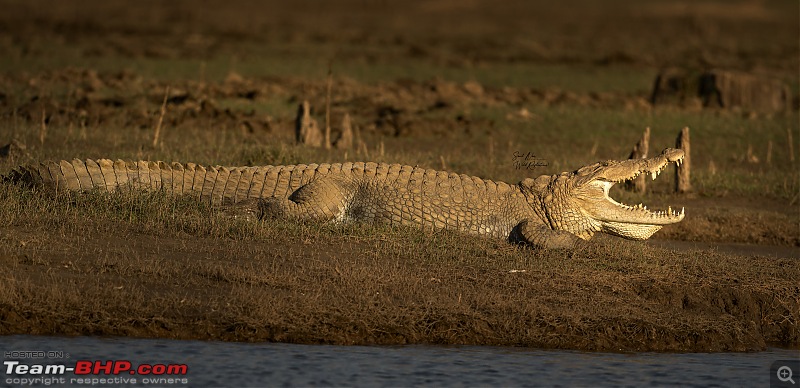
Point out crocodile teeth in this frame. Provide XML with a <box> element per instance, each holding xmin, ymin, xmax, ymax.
<box><xmin>668</xmin><ymin>206</ymin><xmax>673</xmax><ymax>216</ymax></box>
<box><xmin>651</xmin><ymin>171</ymin><xmax>657</xmax><ymax>180</ymax></box>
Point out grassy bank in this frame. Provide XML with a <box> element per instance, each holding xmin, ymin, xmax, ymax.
<box><xmin>0</xmin><ymin>185</ymin><xmax>797</xmax><ymax>351</ymax></box>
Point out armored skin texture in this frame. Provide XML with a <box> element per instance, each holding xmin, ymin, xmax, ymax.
<box><xmin>7</xmin><ymin>148</ymin><xmax>686</xmax><ymax>249</ymax></box>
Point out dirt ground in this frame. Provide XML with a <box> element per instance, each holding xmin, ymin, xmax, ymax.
<box><xmin>0</xmin><ymin>0</ymin><xmax>798</xmax><ymax>352</ymax></box>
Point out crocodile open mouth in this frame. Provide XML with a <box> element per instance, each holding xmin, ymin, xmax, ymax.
<box><xmin>596</xmin><ymin>152</ymin><xmax>686</xmax><ymax>225</ymax></box>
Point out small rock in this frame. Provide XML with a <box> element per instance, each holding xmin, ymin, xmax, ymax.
<box><xmin>224</xmin><ymin>71</ymin><xmax>245</xmax><ymax>85</ymax></box>
<box><xmin>0</xmin><ymin>140</ymin><xmax>27</xmax><ymax>158</ymax></box>
<box><xmin>463</xmin><ymin>81</ymin><xmax>484</xmax><ymax>97</ymax></box>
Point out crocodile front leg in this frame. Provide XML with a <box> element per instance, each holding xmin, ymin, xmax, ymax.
<box><xmin>510</xmin><ymin>220</ymin><xmax>585</xmax><ymax>250</ymax></box>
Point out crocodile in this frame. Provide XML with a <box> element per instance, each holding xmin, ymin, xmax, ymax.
<box><xmin>6</xmin><ymin>148</ymin><xmax>685</xmax><ymax>249</ymax></box>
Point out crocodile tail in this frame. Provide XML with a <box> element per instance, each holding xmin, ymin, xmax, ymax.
<box><xmin>7</xmin><ymin>159</ymin><xmax>309</xmax><ymax>206</ymax></box>
<box><xmin>7</xmin><ymin>159</ymin><xmax>129</xmax><ymax>193</ymax></box>
<box><xmin>8</xmin><ymin>159</ymin><xmax>195</xmax><ymax>196</ymax></box>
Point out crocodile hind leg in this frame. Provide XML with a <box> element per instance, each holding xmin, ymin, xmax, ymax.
<box><xmin>258</xmin><ymin>177</ymin><xmax>353</xmax><ymax>222</ymax></box>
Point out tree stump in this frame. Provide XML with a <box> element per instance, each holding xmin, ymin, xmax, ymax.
<box><xmin>675</xmin><ymin>127</ymin><xmax>692</xmax><ymax>193</ymax></box>
<box><xmin>651</xmin><ymin>68</ymin><xmax>790</xmax><ymax>113</ymax></box>
<box><xmin>625</xmin><ymin>127</ymin><xmax>650</xmax><ymax>193</ymax></box>
<box><xmin>295</xmin><ymin>100</ymin><xmax>322</xmax><ymax>147</ymax></box>
<box><xmin>334</xmin><ymin>113</ymin><xmax>354</xmax><ymax>150</ymax></box>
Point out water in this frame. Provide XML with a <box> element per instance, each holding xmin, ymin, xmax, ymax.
<box><xmin>0</xmin><ymin>336</ymin><xmax>798</xmax><ymax>387</ymax></box>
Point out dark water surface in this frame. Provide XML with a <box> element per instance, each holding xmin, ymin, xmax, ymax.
<box><xmin>0</xmin><ymin>336</ymin><xmax>798</xmax><ymax>387</ymax></box>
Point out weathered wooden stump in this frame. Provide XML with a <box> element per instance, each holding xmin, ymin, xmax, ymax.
<box><xmin>625</xmin><ymin>127</ymin><xmax>650</xmax><ymax>193</ymax></box>
<box><xmin>334</xmin><ymin>113</ymin><xmax>354</xmax><ymax>150</ymax></box>
<box><xmin>699</xmin><ymin>70</ymin><xmax>790</xmax><ymax>112</ymax></box>
<box><xmin>675</xmin><ymin>127</ymin><xmax>692</xmax><ymax>193</ymax></box>
<box><xmin>295</xmin><ymin>100</ymin><xmax>322</xmax><ymax>147</ymax></box>
<box><xmin>651</xmin><ymin>68</ymin><xmax>790</xmax><ymax>113</ymax></box>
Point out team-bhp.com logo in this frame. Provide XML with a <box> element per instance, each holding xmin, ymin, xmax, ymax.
<box><xmin>4</xmin><ymin>360</ymin><xmax>189</xmax><ymax>386</ymax></box>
